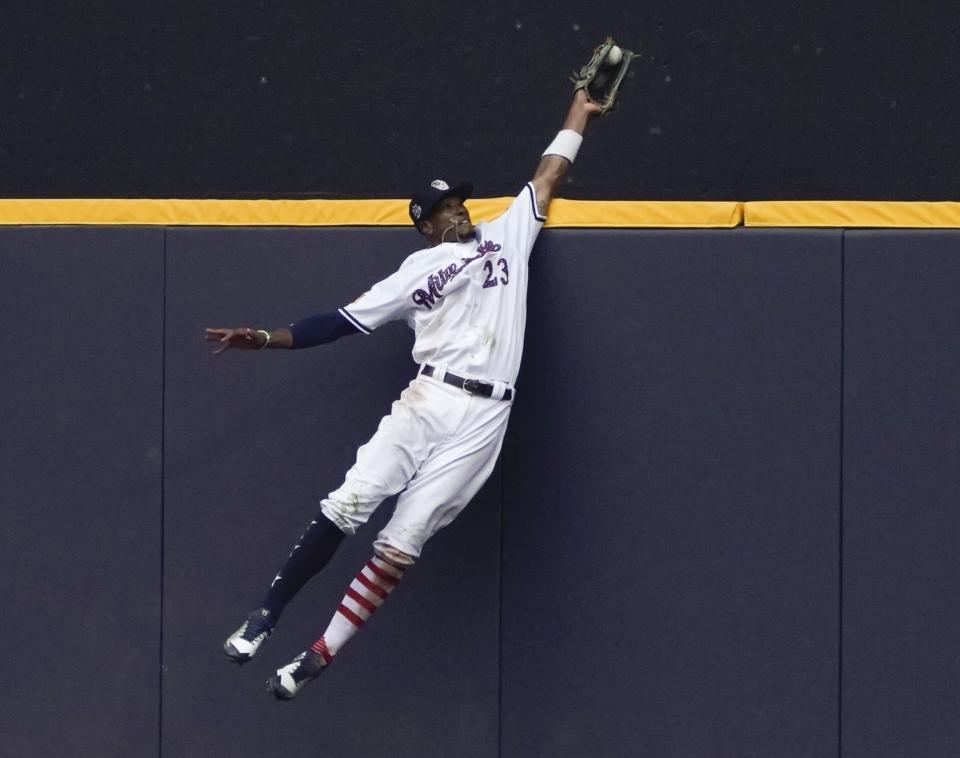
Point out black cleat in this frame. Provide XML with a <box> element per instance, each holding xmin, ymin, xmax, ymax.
<box><xmin>223</xmin><ymin>608</ymin><xmax>275</xmax><ymax>664</ymax></box>
<box><xmin>268</xmin><ymin>650</ymin><xmax>327</xmax><ymax>700</ymax></box>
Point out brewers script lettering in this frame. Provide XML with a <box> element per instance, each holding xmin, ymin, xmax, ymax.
<box><xmin>411</xmin><ymin>240</ymin><xmax>503</xmax><ymax>310</ymax></box>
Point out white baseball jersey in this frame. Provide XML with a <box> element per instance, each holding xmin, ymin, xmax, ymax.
<box><xmin>338</xmin><ymin>182</ymin><xmax>546</xmax><ymax>385</ymax></box>
<box><xmin>320</xmin><ymin>182</ymin><xmax>548</xmax><ymax>556</ymax></box>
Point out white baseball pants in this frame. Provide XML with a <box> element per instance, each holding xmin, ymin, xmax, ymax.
<box><xmin>320</xmin><ymin>373</ymin><xmax>512</xmax><ymax>559</ymax></box>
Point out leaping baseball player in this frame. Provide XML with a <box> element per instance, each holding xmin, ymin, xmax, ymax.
<box><xmin>206</xmin><ymin>41</ymin><xmax>631</xmax><ymax>700</ymax></box>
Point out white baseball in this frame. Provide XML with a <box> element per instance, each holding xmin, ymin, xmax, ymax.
<box><xmin>606</xmin><ymin>45</ymin><xmax>623</xmax><ymax>66</ymax></box>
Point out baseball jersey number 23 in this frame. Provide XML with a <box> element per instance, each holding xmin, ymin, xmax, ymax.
<box><xmin>482</xmin><ymin>258</ymin><xmax>509</xmax><ymax>288</ymax></box>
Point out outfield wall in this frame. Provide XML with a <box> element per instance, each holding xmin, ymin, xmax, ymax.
<box><xmin>2</xmin><ymin>224</ymin><xmax>958</xmax><ymax>757</ymax></box>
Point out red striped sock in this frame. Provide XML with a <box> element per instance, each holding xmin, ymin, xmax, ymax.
<box><xmin>310</xmin><ymin>555</ymin><xmax>406</xmax><ymax>660</ymax></box>
<box><xmin>310</xmin><ymin>637</ymin><xmax>333</xmax><ymax>664</ymax></box>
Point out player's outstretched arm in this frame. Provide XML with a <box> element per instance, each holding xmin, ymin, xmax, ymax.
<box><xmin>529</xmin><ymin>89</ymin><xmax>602</xmax><ymax>216</ymax></box>
<box><xmin>205</xmin><ymin>310</ymin><xmax>362</xmax><ymax>354</ymax></box>
<box><xmin>205</xmin><ymin>326</ymin><xmax>293</xmax><ymax>354</ymax></box>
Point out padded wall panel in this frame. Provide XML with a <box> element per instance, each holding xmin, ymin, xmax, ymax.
<box><xmin>501</xmin><ymin>229</ymin><xmax>842</xmax><ymax>757</ymax></box>
<box><xmin>843</xmin><ymin>231</ymin><xmax>960</xmax><ymax>757</ymax></box>
<box><xmin>24</xmin><ymin>223</ymin><xmax>960</xmax><ymax>756</ymax></box>
<box><xmin>162</xmin><ymin>228</ymin><xmax>499</xmax><ymax>758</ymax></box>
<box><xmin>0</xmin><ymin>228</ymin><xmax>164</xmax><ymax>757</ymax></box>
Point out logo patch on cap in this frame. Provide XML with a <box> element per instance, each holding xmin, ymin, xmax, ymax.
<box><xmin>430</xmin><ymin>179</ymin><xmax>450</xmax><ymax>190</ymax></box>
<box><xmin>411</xmin><ymin>203</ymin><xmax>422</xmax><ymax>220</ymax></box>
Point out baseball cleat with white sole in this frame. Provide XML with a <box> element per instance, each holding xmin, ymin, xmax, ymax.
<box><xmin>268</xmin><ymin>650</ymin><xmax>327</xmax><ymax>700</ymax></box>
<box><xmin>223</xmin><ymin>608</ymin><xmax>275</xmax><ymax>663</ymax></box>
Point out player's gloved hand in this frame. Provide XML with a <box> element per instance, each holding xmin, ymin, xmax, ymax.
<box><xmin>571</xmin><ymin>37</ymin><xmax>636</xmax><ymax>115</ymax></box>
<box><xmin>205</xmin><ymin>327</ymin><xmax>267</xmax><ymax>354</ymax></box>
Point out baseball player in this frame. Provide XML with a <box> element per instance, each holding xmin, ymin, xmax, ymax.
<box><xmin>207</xmin><ymin>88</ymin><xmax>602</xmax><ymax>700</ymax></box>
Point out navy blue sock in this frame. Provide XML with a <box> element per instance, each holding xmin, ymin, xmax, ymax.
<box><xmin>261</xmin><ymin>514</ymin><xmax>346</xmax><ymax>619</ymax></box>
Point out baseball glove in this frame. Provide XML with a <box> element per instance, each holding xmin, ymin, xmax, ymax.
<box><xmin>571</xmin><ymin>37</ymin><xmax>636</xmax><ymax>114</ymax></box>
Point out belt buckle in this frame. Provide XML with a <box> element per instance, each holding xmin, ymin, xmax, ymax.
<box><xmin>463</xmin><ymin>378</ymin><xmax>484</xmax><ymax>396</ymax></box>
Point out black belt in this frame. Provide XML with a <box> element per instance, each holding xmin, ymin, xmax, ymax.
<box><xmin>421</xmin><ymin>365</ymin><xmax>512</xmax><ymax>401</ymax></box>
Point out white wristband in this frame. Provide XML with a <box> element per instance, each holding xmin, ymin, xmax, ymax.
<box><xmin>256</xmin><ymin>329</ymin><xmax>272</xmax><ymax>350</ymax></box>
<box><xmin>542</xmin><ymin>129</ymin><xmax>583</xmax><ymax>163</ymax></box>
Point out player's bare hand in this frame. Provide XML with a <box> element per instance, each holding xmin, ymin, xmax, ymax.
<box><xmin>205</xmin><ymin>327</ymin><xmax>264</xmax><ymax>354</ymax></box>
<box><xmin>561</xmin><ymin>90</ymin><xmax>603</xmax><ymax>134</ymax></box>
<box><xmin>574</xmin><ymin>88</ymin><xmax>604</xmax><ymax>117</ymax></box>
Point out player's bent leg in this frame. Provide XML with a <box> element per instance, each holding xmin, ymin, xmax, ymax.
<box><xmin>375</xmin><ymin>544</ymin><xmax>416</xmax><ymax>568</ymax></box>
<box><xmin>260</xmin><ymin>512</ymin><xmax>347</xmax><ymax>619</ymax></box>
<box><xmin>377</xmin><ymin>401</ymin><xmax>510</xmax><ymax>559</ymax></box>
<box><xmin>223</xmin><ymin>513</ymin><xmax>348</xmax><ymax>664</ymax></box>
<box><xmin>230</xmin><ymin>388</ymin><xmax>436</xmax><ymax>667</ymax></box>
<box><xmin>268</xmin><ymin>547</ymin><xmax>413</xmax><ymax>700</ymax></box>
<box><xmin>319</xmin><ymin>385</ymin><xmax>442</xmax><ymax>534</ymax></box>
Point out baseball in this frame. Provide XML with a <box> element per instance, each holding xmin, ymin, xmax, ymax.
<box><xmin>606</xmin><ymin>45</ymin><xmax>623</xmax><ymax>66</ymax></box>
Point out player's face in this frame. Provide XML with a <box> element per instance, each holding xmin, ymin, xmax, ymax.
<box><xmin>427</xmin><ymin>195</ymin><xmax>474</xmax><ymax>243</ymax></box>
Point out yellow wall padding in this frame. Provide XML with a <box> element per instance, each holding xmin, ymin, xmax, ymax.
<box><xmin>745</xmin><ymin>201</ymin><xmax>960</xmax><ymax>228</ymax></box>
<box><xmin>0</xmin><ymin>199</ymin><xmax>412</xmax><ymax>227</ymax></box>
<box><xmin>544</xmin><ymin>200</ymin><xmax>743</xmax><ymax>228</ymax></box>
<box><xmin>0</xmin><ymin>198</ymin><xmax>743</xmax><ymax>228</ymax></box>
<box><xmin>7</xmin><ymin>199</ymin><xmax>960</xmax><ymax>228</ymax></box>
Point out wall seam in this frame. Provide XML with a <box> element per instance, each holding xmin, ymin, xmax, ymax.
<box><xmin>838</xmin><ymin>229</ymin><xmax>846</xmax><ymax>758</ymax></box>
<box><xmin>497</xmin><ymin>457</ymin><xmax>504</xmax><ymax>758</ymax></box>
<box><xmin>158</xmin><ymin>227</ymin><xmax>167</xmax><ymax>758</ymax></box>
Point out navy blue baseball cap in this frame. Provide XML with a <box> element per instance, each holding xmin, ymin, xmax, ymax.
<box><xmin>409</xmin><ymin>179</ymin><xmax>473</xmax><ymax>226</ymax></box>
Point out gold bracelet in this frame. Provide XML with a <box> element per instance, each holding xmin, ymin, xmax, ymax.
<box><xmin>256</xmin><ymin>329</ymin><xmax>272</xmax><ymax>350</ymax></box>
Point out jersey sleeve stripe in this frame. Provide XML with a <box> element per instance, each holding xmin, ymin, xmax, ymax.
<box><xmin>338</xmin><ymin>307</ymin><xmax>372</xmax><ymax>334</ymax></box>
<box><xmin>526</xmin><ymin>182</ymin><xmax>547</xmax><ymax>223</ymax></box>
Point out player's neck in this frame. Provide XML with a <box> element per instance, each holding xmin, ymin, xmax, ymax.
<box><xmin>429</xmin><ymin>231</ymin><xmax>476</xmax><ymax>247</ymax></box>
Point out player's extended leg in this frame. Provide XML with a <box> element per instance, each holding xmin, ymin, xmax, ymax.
<box><xmin>223</xmin><ymin>514</ymin><xmax>346</xmax><ymax>663</ymax></box>
<box><xmin>267</xmin><ymin>388</ymin><xmax>511</xmax><ymax>698</ymax></box>
<box><xmin>224</xmin><ymin>379</ymin><xmax>450</xmax><ymax>663</ymax></box>
<box><xmin>268</xmin><ymin>548</ymin><xmax>411</xmax><ymax>699</ymax></box>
